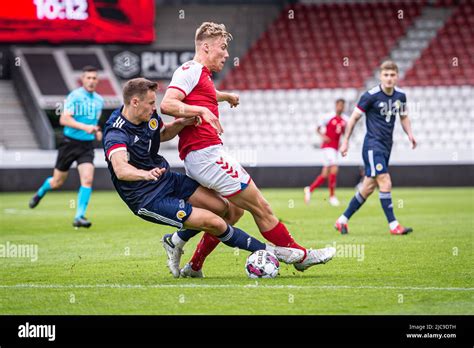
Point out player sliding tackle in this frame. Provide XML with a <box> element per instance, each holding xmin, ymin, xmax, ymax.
<box><xmin>160</xmin><ymin>22</ymin><xmax>336</xmax><ymax>278</ymax></box>
<box><xmin>103</xmin><ymin>78</ymin><xmax>305</xmax><ymax>277</ymax></box>
<box><xmin>335</xmin><ymin>61</ymin><xmax>417</xmax><ymax>235</ymax></box>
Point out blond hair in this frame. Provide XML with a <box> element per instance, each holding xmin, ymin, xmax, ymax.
<box><xmin>123</xmin><ymin>78</ymin><xmax>157</xmax><ymax>105</ymax></box>
<box><xmin>380</xmin><ymin>60</ymin><xmax>399</xmax><ymax>73</ymax></box>
<box><xmin>195</xmin><ymin>22</ymin><xmax>232</xmax><ymax>44</ymax></box>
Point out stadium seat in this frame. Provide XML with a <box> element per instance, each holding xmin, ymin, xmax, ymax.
<box><xmin>402</xmin><ymin>1</ymin><xmax>474</xmax><ymax>86</ymax></box>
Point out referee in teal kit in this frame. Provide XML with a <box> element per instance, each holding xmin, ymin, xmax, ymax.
<box><xmin>29</xmin><ymin>66</ymin><xmax>104</xmax><ymax>228</ymax></box>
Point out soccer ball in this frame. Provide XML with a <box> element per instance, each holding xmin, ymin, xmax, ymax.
<box><xmin>245</xmin><ymin>250</ymin><xmax>279</xmax><ymax>279</ymax></box>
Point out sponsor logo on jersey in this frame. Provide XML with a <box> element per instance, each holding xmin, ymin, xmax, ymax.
<box><xmin>148</xmin><ymin>118</ymin><xmax>158</xmax><ymax>130</ymax></box>
<box><xmin>176</xmin><ymin>210</ymin><xmax>187</xmax><ymax>220</ymax></box>
<box><xmin>134</xmin><ymin>135</ymin><xmax>139</xmax><ymax>143</ymax></box>
<box><xmin>376</xmin><ymin>163</ymin><xmax>383</xmax><ymax>171</ymax></box>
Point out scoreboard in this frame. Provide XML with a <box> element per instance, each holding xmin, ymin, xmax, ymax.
<box><xmin>0</xmin><ymin>0</ymin><xmax>155</xmax><ymax>43</ymax></box>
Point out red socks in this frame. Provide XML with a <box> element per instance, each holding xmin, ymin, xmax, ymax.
<box><xmin>189</xmin><ymin>222</ymin><xmax>308</xmax><ymax>271</ymax></box>
<box><xmin>329</xmin><ymin>173</ymin><xmax>337</xmax><ymax>197</ymax></box>
<box><xmin>262</xmin><ymin>222</ymin><xmax>307</xmax><ymax>259</ymax></box>
<box><xmin>189</xmin><ymin>233</ymin><xmax>220</xmax><ymax>271</ymax></box>
<box><xmin>309</xmin><ymin>175</ymin><xmax>326</xmax><ymax>192</ymax></box>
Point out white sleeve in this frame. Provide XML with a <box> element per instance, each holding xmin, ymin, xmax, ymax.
<box><xmin>168</xmin><ymin>62</ymin><xmax>201</xmax><ymax>97</ymax></box>
<box><xmin>318</xmin><ymin>114</ymin><xmax>332</xmax><ymax>128</ymax></box>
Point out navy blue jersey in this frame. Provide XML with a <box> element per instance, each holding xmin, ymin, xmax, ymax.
<box><xmin>356</xmin><ymin>85</ymin><xmax>407</xmax><ymax>154</ymax></box>
<box><xmin>103</xmin><ymin>107</ymin><xmax>171</xmax><ymax>212</ymax></box>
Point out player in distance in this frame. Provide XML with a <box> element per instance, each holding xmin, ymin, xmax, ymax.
<box><xmin>103</xmin><ymin>78</ymin><xmax>305</xmax><ymax>276</ymax></box>
<box><xmin>335</xmin><ymin>61</ymin><xmax>416</xmax><ymax>235</ymax></box>
<box><xmin>304</xmin><ymin>98</ymin><xmax>348</xmax><ymax>207</ymax></box>
<box><xmin>160</xmin><ymin>22</ymin><xmax>335</xmax><ymax>278</ymax></box>
<box><xmin>29</xmin><ymin>66</ymin><xmax>103</xmax><ymax>228</ymax></box>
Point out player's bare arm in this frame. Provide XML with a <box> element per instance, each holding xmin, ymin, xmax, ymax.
<box><xmin>400</xmin><ymin>114</ymin><xmax>417</xmax><ymax>149</ymax></box>
<box><xmin>160</xmin><ymin>88</ymin><xmax>223</xmax><ymax>134</ymax></box>
<box><xmin>216</xmin><ymin>89</ymin><xmax>239</xmax><ymax>107</ymax></box>
<box><xmin>317</xmin><ymin>126</ymin><xmax>331</xmax><ymax>143</ymax></box>
<box><xmin>339</xmin><ymin>109</ymin><xmax>363</xmax><ymax>156</ymax></box>
<box><xmin>59</xmin><ymin>111</ymin><xmax>99</xmax><ymax>134</ymax></box>
<box><xmin>160</xmin><ymin>117</ymin><xmax>198</xmax><ymax>142</ymax></box>
<box><xmin>110</xmin><ymin>150</ymin><xmax>165</xmax><ymax>181</ymax></box>
<box><xmin>95</xmin><ymin>129</ymin><xmax>103</xmax><ymax>142</ymax></box>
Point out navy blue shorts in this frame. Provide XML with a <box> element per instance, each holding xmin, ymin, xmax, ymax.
<box><xmin>362</xmin><ymin>148</ymin><xmax>390</xmax><ymax>177</ymax></box>
<box><xmin>136</xmin><ymin>171</ymin><xmax>199</xmax><ymax>229</ymax></box>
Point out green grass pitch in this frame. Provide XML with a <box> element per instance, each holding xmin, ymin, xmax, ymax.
<box><xmin>0</xmin><ymin>188</ymin><xmax>472</xmax><ymax>315</ymax></box>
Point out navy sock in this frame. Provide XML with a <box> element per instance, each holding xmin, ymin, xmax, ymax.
<box><xmin>217</xmin><ymin>225</ymin><xmax>266</xmax><ymax>252</ymax></box>
<box><xmin>379</xmin><ymin>191</ymin><xmax>396</xmax><ymax>223</ymax></box>
<box><xmin>343</xmin><ymin>191</ymin><xmax>366</xmax><ymax>220</ymax></box>
<box><xmin>177</xmin><ymin>229</ymin><xmax>201</xmax><ymax>241</ymax></box>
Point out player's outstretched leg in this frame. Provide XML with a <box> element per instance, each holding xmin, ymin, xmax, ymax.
<box><xmin>180</xmin><ymin>189</ymin><xmax>244</xmax><ymax>277</ymax></box>
<box><xmin>294</xmin><ymin>247</ymin><xmax>337</xmax><ymax>272</ymax></box>
<box><xmin>161</xmin><ymin>207</ymin><xmax>304</xmax><ymax>278</ymax></box>
<box><xmin>304</xmin><ymin>167</ymin><xmax>328</xmax><ymax>205</ymax></box>
<box><xmin>29</xmin><ymin>176</ymin><xmax>53</xmax><ymax>208</ymax></box>
<box><xmin>189</xmin><ymin>180</ymin><xmax>336</xmax><ymax>273</ymax></box>
<box><xmin>229</xmin><ymin>181</ymin><xmax>337</xmax><ymax>272</ymax></box>
<box><xmin>29</xmin><ymin>169</ymin><xmax>68</xmax><ymax>209</ymax></box>
<box><xmin>328</xmin><ymin>165</ymin><xmax>340</xmax><ymax>207</ymax></box>
<box><xmin>376</xmin><ymin>174</ymin><xmax>413</xmax><ymax>235</ymax></box>
<box><xmin>73</xmin><ymin>186</ymin><xmax>93</xmax><ymax>228</ymax></box>
<box><xmin>335</xmin><ymin>177</ymin><xmax>376</xmax><ymax>234</ymax></box>
<box><xmin>180</xmin><ymin>232</ymin><xmax>218</xmax><ymax>278</ymax></box>
<box><xmin>73</xmin><ymin>163</ymin><xmax>94</xmax><ymax>228</ymax></box>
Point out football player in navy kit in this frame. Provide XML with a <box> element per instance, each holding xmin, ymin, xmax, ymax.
<box><xmin>336</xmin><ymin>61</ymin><xmax>417</xmax><ymax>235</ymax></box>
<box><xmin>103</xmin><ymin>78</ymin><xmax>304</xmax><ymax>277</ymax></box>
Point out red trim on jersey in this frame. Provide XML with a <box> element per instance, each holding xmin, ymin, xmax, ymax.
<box><xmin>321</xmin><ymin>115</ymin><xmax>347</xmax><ymax>150</ymax></box>
<box><xmin>106</xmin><ymin>144</ymin><xmax>126</xmax><ymax>160</ymax></box>
<box><xmin>222</xmin><ymin>177</ymin><xmax>252</xmax><ymax>198</ymax></box>
<box><xmin>168</xmin><ymin>86</ymin><xmax>187</xmax><ymax>97</ymax></box>
<box><xmin>174</xmin><ymin>64</ymin><xmax>221</xmax><ymax>160</ymax></box>
<box><xmin>356</xmin><ymin>105</ymin><xmax>365</xmax><ymax>112</ymax></box>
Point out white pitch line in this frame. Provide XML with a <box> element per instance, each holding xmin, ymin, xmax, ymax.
<box><xmin>0</xmin><ymin>284</ymin><xmax>473</xmax><ymax>291</ymax></box>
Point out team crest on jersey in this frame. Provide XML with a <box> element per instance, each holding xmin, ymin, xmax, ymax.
<box><xmin>376</xmin><ymin>163</ymin><xmax>383</xmax><ymax>171</ymax></box>
<box><xmin>176</xmin><ymin>210</ymin><xmax>187</xmax><ymax>220</ymax></box>
<box><xmin>148</xmin><ymin>118</ymin><xmax>158</xmax><ymax>130</ymax></box>
<box><xmin>182</xmin><ymin>61</ymin><xmax>194</xmax><ymax>70</ymax></box>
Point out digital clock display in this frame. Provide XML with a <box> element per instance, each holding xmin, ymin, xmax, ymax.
<box><xmin>33</xmin><ymin>0</ymin><xmax>89</xmax><ymax>21</ymax></box>
<box><xmin>0</xmin><ymin>0</ymin><xmax>155</xmax><ymax>43</ymax></box>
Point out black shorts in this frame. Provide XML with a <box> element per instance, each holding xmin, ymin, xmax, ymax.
<box><xmin>55</xmin><ymin>136</ymin><xmax>94</xmax><ymax>172</ymax></box>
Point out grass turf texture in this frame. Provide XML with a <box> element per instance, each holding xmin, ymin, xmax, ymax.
<box><xmin>0</xmin><ymin>188</ymin><xmax>472</xmax><ymax>315</ymax></box>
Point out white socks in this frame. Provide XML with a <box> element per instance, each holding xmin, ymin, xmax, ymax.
<box><xmin>171</xmin><ymin>232</ymin><xmax>186</xmax><ymax>248</ymax></box>
<box><xmin>389</xmin><ymin>220</ymin><xmax>399</xmax><ymax>230</ymax></box>
<box><xmin>337</xmin><ymin>215</ymin><xmax>348</xmax><ymax>224</ymax></box>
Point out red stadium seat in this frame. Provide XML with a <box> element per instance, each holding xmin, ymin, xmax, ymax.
<box><xmin>222</xmin><ymin>1</ymin><xmax>427</xmax><ymax>90</ymax></box>
<box><xmin>403</xmin><ymin>1</ymin><xmax>474</xmax><ymax>86</ymax></box>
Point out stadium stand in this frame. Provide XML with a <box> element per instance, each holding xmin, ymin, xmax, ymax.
<box><xmin>1</xmin><ymin>0</ymin><xmax>472</xmax><ymax>190</ymax></box>
<box><xmin>220</xmin><ymin>1</ymin><xmax>426</xmax><ymax>90</ymax></box>
<box><xmin>402</xmin><ymin>0</ymin><xmax>474</xmax><ymax>86</ymax></box>
<box><xmin>373</xmin><ymin>6</ymin><xmax>452</xmax><ymax>83</ymax></box>
<box><xmin>215</xmin><ymin>0</ymin><xmax>473</xmax><ymax>164</ymax></box>
<box><xmin>0</xmin><ymin>80</ymin><xmax>39</xmax><ymax>149</ymax></box>
<box><xmin>153</xmin><ymin>4</ymin><xmax>280</xmax><ymax>79</ymax></box>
